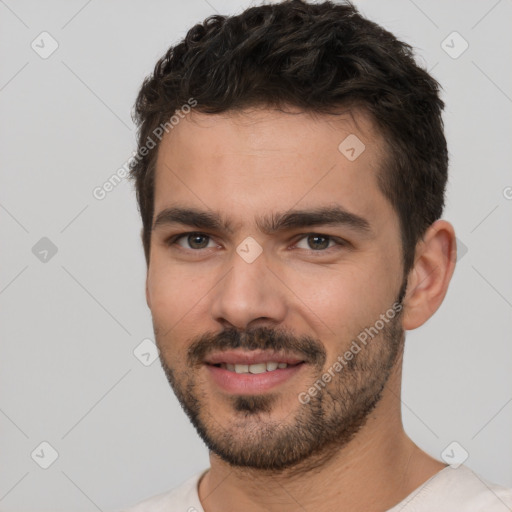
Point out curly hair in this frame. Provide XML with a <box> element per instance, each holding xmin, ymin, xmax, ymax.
<box><xmin>130</xmin><ymin>0</ymin><xmax>448</xmax><ymax>275</ymax></box>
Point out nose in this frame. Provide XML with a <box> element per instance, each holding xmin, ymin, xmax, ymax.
<box><xmin>210</xmin><ymin>244</ymin><xmax>288</xmax><ymax>331</ymax></box>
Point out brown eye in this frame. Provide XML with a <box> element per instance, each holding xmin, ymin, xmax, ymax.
<box><xmin>171</xmin><ymin>232</ymin><xmax>214</xmax><ymax>250</ymax></box>
<box><xmin>307</xmin><ymin>235</ymin><xmax>330</xmax><ymax>250</ymax></box>
<box><xmin>295</xmin><ymin>233</ymin><xmax>337</xmax><ymax>251</ymax></box>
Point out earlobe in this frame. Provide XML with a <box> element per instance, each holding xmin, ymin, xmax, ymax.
<box><xmin>401</xmin><ymin>220</ymin><xmax>457</xmax><ymax>331</ymax></box>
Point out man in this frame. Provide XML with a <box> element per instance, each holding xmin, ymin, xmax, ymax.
<box><xmin>124</xmin><ymin>1</ymin><xmax>512</xmax><ymax>510</ymax></box>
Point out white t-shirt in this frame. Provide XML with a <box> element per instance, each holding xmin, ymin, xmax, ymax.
<box><xmin>122</xmin><ymin>464</ymin><xmax>512</xmax><ymax>512</ymax></box>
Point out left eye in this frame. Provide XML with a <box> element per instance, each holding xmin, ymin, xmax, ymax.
<box><xmin>295</xmin><ymin>234</ymin><xmax>340</xmax><ymax>251</ymax></box>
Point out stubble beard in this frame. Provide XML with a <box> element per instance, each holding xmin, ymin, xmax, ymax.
<box><xmin>156</xmin><ymin>300</ymin><xmax>405</xmax><ymax>474</ymax></box>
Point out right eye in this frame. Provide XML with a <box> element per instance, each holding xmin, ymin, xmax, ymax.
<box><xmin>166</xmin><ymin>232</ymin><xmax>218</xmax><ymax>250</ymax></box>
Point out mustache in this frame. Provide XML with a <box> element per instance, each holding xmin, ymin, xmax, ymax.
<box><xmin>187</xmin><ymin>326</ymin><xmax>326</xmax><ymax>367</ymax></box>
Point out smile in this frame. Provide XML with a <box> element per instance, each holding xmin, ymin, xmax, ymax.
<box><xmin>213</xmin><ymin>361</ymin><xmax>293</xmax><ymax>373</ymax></box>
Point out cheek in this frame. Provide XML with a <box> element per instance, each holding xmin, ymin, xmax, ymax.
<box><xmin>147</xmin><ymin>256</ymin><xmax>214</xmax><ymax>341</ymax></box>
<box><xmin>285</xmin><ymin>258</ymin><xmax>396</xmax><ymax>344</ymax></box>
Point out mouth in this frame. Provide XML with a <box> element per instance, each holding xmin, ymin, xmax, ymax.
<box><xmin>204</xmin><ymin>350</ymin><xmax>307</xmax><ymax>394</ymax></box>
<box><xmin>211</xmin><ymin>360</ymin><xmax>299</xmax><ymax>373</ymax></box>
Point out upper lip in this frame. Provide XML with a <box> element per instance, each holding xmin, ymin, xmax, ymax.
<box><xmin>204</xmin><ymin>350</ymin><xmax>305</xmax><ymax>366</ymax></box>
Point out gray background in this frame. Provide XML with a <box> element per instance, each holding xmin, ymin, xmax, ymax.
<box><xmin>1</xmin><ymin>0</ymin><xmax>511</xmax><ymax>511</ymax></box>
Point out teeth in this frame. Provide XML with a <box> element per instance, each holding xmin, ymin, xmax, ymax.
<box><xmin>248</xmin><ymin>363</ymin><xmax>267</xmax><ymax>374</ymax></box>
<box><xmin>234</xmin><ymin>364</ymin><xmax>249</xmax><ymax>373</ymax></box>
<box><xmin>220</xmin><ymin>361</ymin><xmax>289</xmax><ymax>373</ymax></box>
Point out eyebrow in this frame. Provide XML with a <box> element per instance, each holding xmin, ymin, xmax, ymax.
<box><xmin>153</xmin><ymin>205</ymin><xmax>372</xmax><ymax>236</ymax></box>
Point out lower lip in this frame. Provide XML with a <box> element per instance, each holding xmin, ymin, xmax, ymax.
<box><xmin>205</xmin><ymin>363</ymin><xmax>305</xmax><ymax>394</ymax></box>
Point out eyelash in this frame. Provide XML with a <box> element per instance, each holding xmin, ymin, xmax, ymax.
<box><xmin>164</xmin><ymin>232</ymin><xmax>347</xmax><ymax>255</ymax></box>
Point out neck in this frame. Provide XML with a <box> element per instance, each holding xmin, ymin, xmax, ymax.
<box><xmin>198</xmin><ymin>357</ymin><xmax>447</xmax><ymax>512</ymax></box>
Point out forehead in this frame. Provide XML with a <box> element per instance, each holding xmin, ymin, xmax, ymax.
<box><xmin>158</xmin><ymin>105</ymin><xmax>381</xmax><ymax>158</ymax></box>
<box><xmin>153</xmin><ymin>106</ymin><xmax>394</xmax><ymax>231</ymax></box>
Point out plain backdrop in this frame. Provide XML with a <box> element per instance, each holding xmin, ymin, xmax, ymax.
<box><xmin>0</xmin><ymin>0</ymin><xmax>511</xmax><ymax>511</ymax></box>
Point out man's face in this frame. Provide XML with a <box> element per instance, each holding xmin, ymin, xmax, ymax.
<box><xmin>146</xmin><ymin>106</ymin><xmax>407</xmax><ymax>472</ymax></box>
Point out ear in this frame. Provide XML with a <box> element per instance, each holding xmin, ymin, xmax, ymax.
<box><xmin>402</xmin><ymin>220</ymin><xmax>457</xmax><ymax>330</ymax></box>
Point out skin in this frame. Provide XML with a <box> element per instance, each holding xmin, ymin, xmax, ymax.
<box><xmin>145</xmin><ymin>105</ymin><xmax>457</xmax><ymax>512</ymax></box>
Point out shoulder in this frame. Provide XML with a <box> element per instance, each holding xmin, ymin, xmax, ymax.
<box><xmin>456</xmin><ymin>466</ymin><xmax>512</xmax><ymax>511</ymax></box>
<box><xmin>120</xmin><ymin>469</ymin><xmax>208</xmax><ymax>512</ymax></box>
<box><xmin>391</xmin><ymin>465</ymin><xmax>512</xmax><ymax>512</ymax></box>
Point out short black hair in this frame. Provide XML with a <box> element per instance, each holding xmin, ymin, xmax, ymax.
<box><xmin>130</xmin><ymin>0</ymin><xmax>448</xmax><ymax>276</ymax></box>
